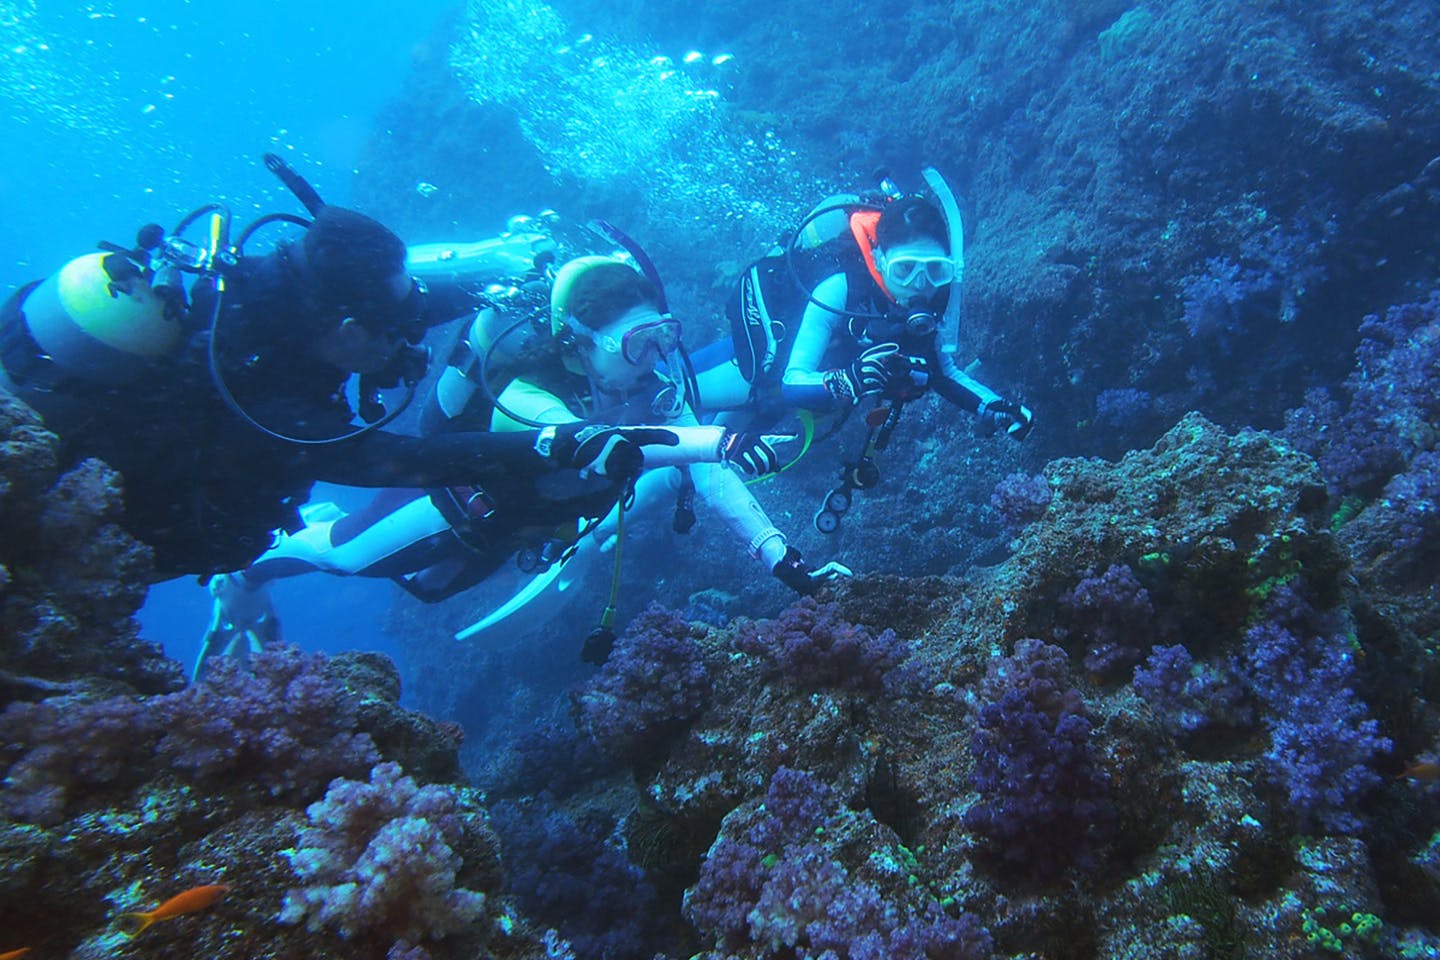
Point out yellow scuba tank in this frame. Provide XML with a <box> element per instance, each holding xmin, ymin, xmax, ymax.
<box><xmin>794</xmin><ymin>193</ymin><xmax>862</xmax><ymax>251</ymax></box>
<box><xmin>20</xmin><ymin>252</ymin><xmax>182</xmax><ymax>385</ymax></box>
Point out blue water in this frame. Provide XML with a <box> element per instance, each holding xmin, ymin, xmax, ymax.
<box><xmin>1</xmin><ymin>0</ymin><xmax>456</xmax><ymax>278</ymax></box>
<box><xmin>2</xmin><ymin>0</ymin><xmax>460</xmax><ymax>672</ymax></box>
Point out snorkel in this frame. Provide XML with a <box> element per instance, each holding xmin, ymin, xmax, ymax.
<box><xmin>920</xmin><ymin>166</ymin><xmax>965</xmax><ymax>356</ymax></box>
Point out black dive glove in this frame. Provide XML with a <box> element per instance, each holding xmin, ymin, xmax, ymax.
<box><xmin>771</xmin><ymin>546</ymin><xmax>853</xmax><ymax>596</ymax></box>
<box><xmin>979</xmin><ymin>398</ymin><xmax>1035</xmax><ymax>441</ymax></box>
<box><xmin>540</xmin><ymin>424</ymin><xmax>675</xmax><ymax>482</ymax></box>
<box><xmin>826</xmin><ymin>342</ymin><xmax>902</xmax><ymax>404</ymax></box>
<box><xmin>722</xmin><ymin>430</ymin><xmax>791</xmax><ymax>477</ymax></box>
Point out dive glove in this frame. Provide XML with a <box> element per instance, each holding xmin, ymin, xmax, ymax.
<box><xmin>771</xmin><ymin>546</ymin><xmax>853</xmax><ymax>596</ymax></box>
<box><xmin>722</xmin><ymin>429</ymin><xmax>793</xmax><ymax>477</ymax></box>
<box><xmin>540</xmin><ymin>423</ymin><xmax>669</xmax><ymax>480</ymax></box>
<box><xmin>979</xmin><ymin>398</ymin><xmax>1035</xmax><ymax>440</ymax></box>
<box><xmin>539</xmin><ymin>424</ymin><xmax>784</xmax><ymax>477</ymax></box>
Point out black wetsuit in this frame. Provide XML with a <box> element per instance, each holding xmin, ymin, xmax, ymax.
<box><xmin>0</xmin><ymin>247</ymin><xmax>546</xmax><ymax>578</ymax></box>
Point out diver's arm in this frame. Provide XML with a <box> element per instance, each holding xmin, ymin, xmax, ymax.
<box><xmin>306</xmin><ymin>401</ymin><xmax>743</xmax><ymax>488</ymax></box>
<box><xmin>692</xmin><ymin>462</ymin><xmax>852</xmax><ymax>593</ymax></box>
<box><xmin>691</xmin><ymin>461</ymin><xmax>790</xmax><ymax>570</ymax></box>
<box><xmin>932</xmin><ymin>349</ymin><xmax>1035</xmax><ymax>439</ymax></box>
<box><xmin>780</xmin><ymin>273</ymin><xmax>850</xmax><ymax>408</ymax></box>
<box><xmin>303</xmin><ymin>429</ymin><xmax>553</xmax><ymax>488</ymax></box>
<box><xmin>931</xmin><ymin>348</ymin><xmax>1000</xmax><ymax>413</ymax></box>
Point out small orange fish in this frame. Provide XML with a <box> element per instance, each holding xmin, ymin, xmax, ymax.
<box><xmin>0</xmin><ymin>948</ymin><xmax>33</xmax><ymax>960</ymax></box>
<box><xmin>1395</xmin><ymin>761</ymin><xmax>1440</xmax><ymax>782</ymax></box>
<box><xmin>121</xmin><ymin>883</ymin><xmax>231</xmax><ymax>936</ymax></box>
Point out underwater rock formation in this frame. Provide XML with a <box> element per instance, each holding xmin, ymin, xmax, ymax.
<box><xmin>532</xmin><ymin>412</ymin><xmax>1438</xmax><ymax>959</ymax></box>
<box><xmin>0</xmin><ymin>644</ymin><xmax>551</xmax><ymax>960</ymax></box>
<box><xmin>0</xmin><ymin>387</ymin><xmax>179</xmax><ymax>700</ymax></box>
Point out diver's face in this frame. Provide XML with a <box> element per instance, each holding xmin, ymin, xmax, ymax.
<box><xmin>876</xmin><ymin>238</ymin><xmax>953</xmax><ymax>305</ymax></box>
<box><xmin>313</xmin><ymin>317</ymin><xmax>404</xmax><ymax>373</ymax></box>
<box><xmin>580</xmin><ymin>304</ymin><xmax>678</xmax><ymax>389</ymax></box>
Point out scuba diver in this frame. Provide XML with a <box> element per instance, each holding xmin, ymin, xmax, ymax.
<box><xmin>197</xmin><ymin>247</ymin><xmax>830</xmax><ymax>676</ymax></box>
<box><xmin>0</xmin><ymin>155</ymin><xmax>750</xmax><ymax>581</ymax></box>
<box><xmin>693</xmin><ymin>166</ymin><xmax>1035</xmax><ymax>532</ymax></box>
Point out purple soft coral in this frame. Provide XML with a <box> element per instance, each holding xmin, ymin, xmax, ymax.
<box><xmin>1282</xmin><ymin>289</ymin><xmax>1440</xmax><ymax>496</ymax></box>
<box><xmin>989</xmin><ymin>471</ymin><xmax>1053</xmax><ymax>531</ymax></box>
<box><xmin>0</xmin><ymin>645</ymin><xmax>377</xmax><ymax>825</ymax></box>
<box><xmin>155</xmin><ymin>645</ymin><xmax>379</xmax><ymax>798</ymax></box>
<box><xmin>964</xmin><ymin>639</ymin><xmax>1114</xmax><ymax>879</ymax></box>
<box><xmin>279</xmin><ymin>761</ymin><xmax>489</xmax><ymax>942</ymax></box>
<box><xmin>733</xmin><ymin>598</ymin><xmax>908</xmax><ymax>692</ymax></box>
<box><xmin>1133</xmin><ymin>643</ymin><xmax>1250</xmax><ymax>736</ymax></box>
<box><xmin>490</xmin><ymin>795</ymin><xmax>663</xmax><ymax>958</ymax></box>
<box><xmin>1055</xmin><ymin>564</ymin><xmax>1154</xmax><ymax>680</ymax></box>
<box><xmin>1240</xmin><ymin>584</ymin><xmax>1390</xmax><ymax>835</ymax></box>
<box><xmin>571</xmin><ymin>604</ymin><xmax>709</xmax><ymax>762</ymax></box>
<box><xmin>684</xmin><ymin>768</ymin><xmax>992</xmax><ymax>959</ymax></box>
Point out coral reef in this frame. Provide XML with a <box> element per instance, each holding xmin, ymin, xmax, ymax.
<box><xmin>0</xmin><ymin>645</ymin><xmax>549</xmax><ymax>960</ymax></box>
<box><xmin>7</xmin><ymin>0</ymin><xmax>1440</xmax><ymax>953</ymax></box>
<box><xmin>279</xmin><ymin>761</ymin><xmax>494</xmax><ymax>942</ymax></box>
<box><xmin>0</xmin><ymin>387</ymin><xmax>179</xmax><ymax>699</ymax></box>
<box><xmin>477</xmin><ymin>413</ymin><xmax>1437</xmax><ymax>959</ymax></box>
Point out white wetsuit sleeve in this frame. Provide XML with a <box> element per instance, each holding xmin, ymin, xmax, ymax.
<box><xmin>781</xmin><ymin>272</ymin><xmax>850</xmax><ymax>408</ymax></box>
<box><xmin>692</xmin><ymin>461</ymin><xmax>788</xmax><ymax>571</ymax></box>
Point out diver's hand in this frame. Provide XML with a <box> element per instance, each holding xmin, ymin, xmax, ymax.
<box><xmin>722</xmin><ymin>430</ymin><xmax>792</xmax><ymax>477</ymax></box>
<box><xmin>822</xmin><ymin>343</ymin><xmax>903</xmax><ymax>405</ymax></box>
<box><xmin>771</xmin><ymin>546</ymin><xmax>853</xmax><ymax>596</ymax></box>
<box><xmin>542</xmin><ymin>424</ymin><xmax>648</xmax><ymax>480</ymax></box>
<box><xmin>882</xmin><ymin>352</ymin><xmax>930</xmax><ymax>396</ymax></box>
<box><xmin>852</xmin><ymin>342</ymin><xmax>904</xmax><ymax>397</ymax></box>
<box><xmin>979</xmin><ymin>398</ymin><xmax>1035</xmax><ymax>440</ymax></box>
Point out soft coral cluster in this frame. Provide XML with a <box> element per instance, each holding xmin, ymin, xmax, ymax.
<box><xmin>490</xmin><ymin>794</ymin><xmax>663</xmax><ymax>959</ymax></box>
<box><xmin>0</xmin><ymin>645</ymin><xmax>379</xmax><ymax>825</ymax></box>
<box><xmin>1178</xmin><ymin>218</ymin><xmax>1332</xmax><ymax>344</ymax></box>
<box><xmin>0</xmin><ymin>692</ymin><xmax>161</xmax><ymax>825</ymax></box>
<box><xmin>279</xmin><ymin>761</ymin><xmax>491</xmax><ymax>942</ymax></box>
<box><xmin>1282</xmin><ymin>289</ymin><xmax>1440</xmax><ymax>496</ymax></box>
<box><xmin>1054</xmin><ymin>564</ymin><xmax>1154</xmax><ymax>680</ymax></box>
<box><xmin>684</xmin><ymin>768</ymin><xmax>992</xmax><ymax>960</ymax></box>
<box><xmin>154</xmin><ymin>645</ymin><xmax>380</xmax><ymax>799</ymax></box>
<box><xmin>571</xmin><ymin>604</ymin><xmax>710</xmax><ymax>762</ymax></box>
<box><xmin>964</xmin><ymin>639</ymin><xmax>1114</xmax><ymax>879</ymax></box>
<box><xmin>1379</xmin><ymin>449</ymin><xmax>1440</xmax><ymax>559</ymax></box>
<box><xmin>1240</xmin><ymin>584</ymin><xmax>1390</xmax><ymax>835</ymax></box>
<box><xmin>733</xmin><ymin>597</ymin><xmax>909</xmax><ymax>692</ymax></box>
<box><xmin>1132</xmin><ymin>643</ymin><xmax>1250</xmax><ymax>736</ymax></box>
<box><xmin>988</xmin><ymin>471</ymin><xmax>1053</xmax><ymax>531</ymax></box>
<box><xmin>1</xmin><ymin>387</ymin><xmax>176</xmax><ymax>695</ymax></box>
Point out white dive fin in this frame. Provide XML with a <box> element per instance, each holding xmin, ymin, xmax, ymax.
<box><xmin>453</xmin><ymin>543</ymin><xmax>599</xmax><ymax>642</ymax></box>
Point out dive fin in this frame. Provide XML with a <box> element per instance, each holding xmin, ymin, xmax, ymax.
<box><xmin>453</xmin><ymin>553</ymin><xmax>588</xmax><ymax>642</ymax></box>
